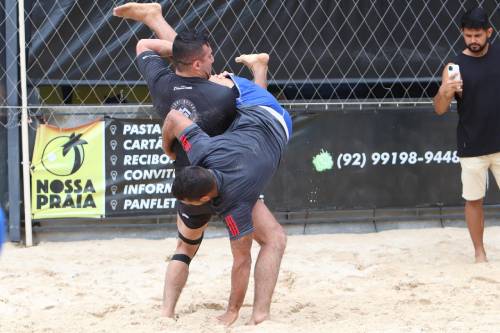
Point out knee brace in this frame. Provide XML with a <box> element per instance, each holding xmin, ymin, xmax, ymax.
<box><xmin>171</xmin><ymin>232</ymin><xmax>205</xmax><ymax>266</ymax></box>
<box><xmin>178</xmin><ymin>231</ymin><xmax>204</xmax><ymax>245</ymax></box>
<box><xmin>171</xmin><ymin>253</ymin><xmax>192</xmax><ymax>265</ymax></box>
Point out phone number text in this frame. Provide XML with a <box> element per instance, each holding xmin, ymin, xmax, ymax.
<box><xmin>336</xmin><ymin>150</ymin><xmax>459</xmax><ymax>169</ymax></box>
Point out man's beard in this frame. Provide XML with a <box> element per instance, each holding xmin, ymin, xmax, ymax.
<box><xmin>466</xmin><ymin>41</ymin><xmax>488</xmax><ymax>54</ymax></box>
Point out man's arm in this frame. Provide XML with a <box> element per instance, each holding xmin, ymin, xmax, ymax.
<box><xmin>136</xmin><ymin>38</ymin><xmax>173</xmax><ymax>58</ymax></box>
<box><xmin>162</xmin><ymin>110</ymin><xmax>194</xmax><ymax>160</ymax></box>
<box><xmin>433</xmin><ymin>63</ymin><xmax>462</xmax><ymax>115</ymax></box>
<box><xmin>217</xmin><ymin>234</ymin><xmax>253</xmax><ymax>326</ymax></box>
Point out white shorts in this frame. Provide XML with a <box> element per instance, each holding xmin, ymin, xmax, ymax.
<box><xmin>459</xmin><ymin>152</ymin><xmax>500</xmax><ymax>201</ymax></box>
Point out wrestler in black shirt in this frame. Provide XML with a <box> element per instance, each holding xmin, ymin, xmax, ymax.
<box><xmin>137</xmin><ymin>50</ymin><xmax>237</xmax><ymax>168</ymax></box>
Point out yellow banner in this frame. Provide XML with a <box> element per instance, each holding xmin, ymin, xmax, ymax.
<box><xmin>31</xmin><ymin>120</ymin><xmax>105</xmax><ymax>219</ymax></box>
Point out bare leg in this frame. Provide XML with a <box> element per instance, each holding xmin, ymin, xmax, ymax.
<box><xmin>217</xmin><ymin>235</ymin><xmax>253</xmax><ymax>326</ymax></box>
<box><xmin>465</xmin><ymin>199</ymin><xmax>487</xmax><ymax>263</ymax></box>
<box><xmin>162</xmin><ymin>257</ymin><xmax>188</xmax><ymax>317</ymax></box>
<box><xmin>113</xmin><ymin>2</ymin><xmax>177</xmax><ymax>42</ymax></box>
<box><xmin>235</xmin><ymin>53</ymin><xmax>270</xmax><ymax>89</ymax></box>
<box><xmin>162</xmin><ymin>215</ymin><xmax>206</xmax><ymax>317</ymax></box>
<box><xmin>247</xmin><ymin>200</ymin><xmax>286</xmax><ymax>325</ymax></box>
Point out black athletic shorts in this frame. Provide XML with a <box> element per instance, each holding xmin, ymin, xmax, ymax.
<box><xmin>176</xmin><ymin>201</ymin><xmax>215</xmax><ymax>229</ymax></box>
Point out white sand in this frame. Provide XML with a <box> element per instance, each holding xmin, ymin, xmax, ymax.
<box><xmin>1</xmin><ymin>227</ymin><xmax>500</xmax><ymax>333</ymax></box>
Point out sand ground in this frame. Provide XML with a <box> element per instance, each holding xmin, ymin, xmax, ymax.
<box><xmin>1</xmin><ymin>227</ymin><xmax>500</xmax><ymax>333</ymax></box>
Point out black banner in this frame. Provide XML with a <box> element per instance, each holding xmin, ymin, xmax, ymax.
<box><xmin>101</xmin><ymin>108</ymin><xmax>500</xmax><ymax>216</ymax></box>
<box><xmin>264</xmin><ymin>108</ymin><xmax>500</xmax><ymax>211</ymax></box>
<box><xmin>105</xmin><ymin>118</ymin><xmax>176</xmax><ymax>217</ymax></box>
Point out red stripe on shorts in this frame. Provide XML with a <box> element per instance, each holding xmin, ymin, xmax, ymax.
<box><xmin>179</xmin><ymin>134</ymin><xmax>191</xmax><ymax>152</ymax></box>
<box><xmin>225</xmin><ymin>215</ymin><xmax>240</xmax><ymax>237</ymax></box>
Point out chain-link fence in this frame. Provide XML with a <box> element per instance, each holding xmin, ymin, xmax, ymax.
<box><xmin>2</xmin><ymin>1</ymin><xmax>499</xmax><ymax>242</ymax></box>
<box><xmin>19</xmin><ymin>0</ymin><xmax>499</xmax><ymax>108</ymax></box>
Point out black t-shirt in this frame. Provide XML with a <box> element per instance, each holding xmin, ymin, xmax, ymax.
<box><xmin>179</xmin><ymin>106</ymin><xmax>288</xmax><ymax>240</ymax></box>
<box><xmin>454</xmin><ymin>43</ymin><xmax>500</xmax><ymax>157</ymax></box>
<box><xmin>137</xmin><ymin>51</ymin><xmax>237</xmax><ymax>167</ymax></box>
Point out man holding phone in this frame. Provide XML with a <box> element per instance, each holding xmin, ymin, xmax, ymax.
<box><xmin>434</xmin><ymin>7</ymin><xmax>500</xmax><ymax>263</ymax></box>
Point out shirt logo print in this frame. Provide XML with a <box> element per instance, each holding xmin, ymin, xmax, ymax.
<box><xmin>173</xmin><ymin>86</ymin><xmax>193</xmax><ymax>90</ymax></box>
<box><xmin>171</xmin><ymin>98</ymin><xmax>197</xmax><ymax>120</ymax></box>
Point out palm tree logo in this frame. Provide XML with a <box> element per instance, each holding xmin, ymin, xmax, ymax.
<box><xmin>41</xmin><ymin>133</ymin><xmax>88</xmax><ymax>176</ymax></box>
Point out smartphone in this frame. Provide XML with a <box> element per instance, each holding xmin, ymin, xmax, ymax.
<box><xmin>447</xmin><ymin>64</ymin><xmax>461</xmax><ymax>81</ymax></box>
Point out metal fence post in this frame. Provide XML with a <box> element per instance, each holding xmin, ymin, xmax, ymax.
<box><xmin>18</xmin><ymin>0</ymin><xmax>33</xmax><ymax>246</ymax></box>
<box><xmin>6</xmin><ymin>0</ymin><xmax>21</xmax><ymax>242</ymax></box>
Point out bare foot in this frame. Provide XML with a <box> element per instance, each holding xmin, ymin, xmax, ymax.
<box><xmin>113</xmin><ymin>2</ymin><xmax>162</xmax><ymax>22</ymax></box>
<box><xmin>475</xmin><ymin>251</ymin><xmax>488</xmax><ymax>263</ymax></box>
<box><xmin>216</xmin><ymin>310</ymin><xmax>239</xmax><ymax>326</ymax></box>
<box><xmin>158</xmin><ymin>316</ymin><xmax>177</xmax><ymax>324</ymax></box>
<box><xmin>246</xmin><ymin>312</ymin><xmax>269</xmax><ymax>325</ymax></box>
<box><xmin>235</xmin><ymin>53</ymin><xmax>270</xmax><ymax>89</ymax></box>
<box><xmin>235</xmin><ymin>53</ymin><xmax>269</xmax><ymax>71</ymax></box>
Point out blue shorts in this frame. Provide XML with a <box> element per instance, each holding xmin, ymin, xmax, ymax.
<box><xmin>230</xmin><ymin>75</ymin><xmax>293</xmax><ymax>140</ymax></box>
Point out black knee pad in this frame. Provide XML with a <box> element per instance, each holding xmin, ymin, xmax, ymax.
<box><xmin>181</xmin><ymin>214</ymin><xmax>210</xmax><ymax>229</ymax></box>
<box><xmin>177</xmin><ymin>201</ymin><xmax>213</xmax><ymax>229</ymax></box>
<box><xmin>171</xmin><ymin>253</ymin><xmax>192</xmax><ymax>265</ymax></box>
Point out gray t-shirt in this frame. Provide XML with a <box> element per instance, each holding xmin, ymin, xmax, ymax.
<box><xmin>179</xmin><ymin>106</ymin><xmax>287</xmax><ymax>239</ymax></box>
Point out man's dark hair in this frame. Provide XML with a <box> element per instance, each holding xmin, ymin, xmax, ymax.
<box><xmin>172</xmin><ymin>30</ymin><xmax>209</xmax><ymax>70</ymax></box>
<box><xmin>172</xmin><ymin>166</ymin><xmax>215</xmax><ymax>201</ymax></box>
<box><xmin>461</xmin><ymin>7</ymin><xmax>490</xmax><ymax>30</ymax></box>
